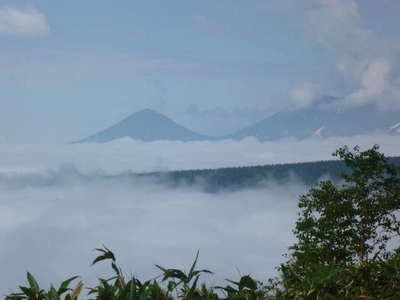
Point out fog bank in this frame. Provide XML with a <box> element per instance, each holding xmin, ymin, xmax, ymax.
<box><xmin>0</xmin><ymin>174</ymin><xmax>304</xmax><ymax>295</ymax></box>
<box><xmin>0</xmin><ymin>134</ymin><xmax>398</xmax><ymax>174</ymax></box>
<box><xmin>0</xmin><ymin>134</ymin><xmax>398</xmax><ymax>294</ymax></box>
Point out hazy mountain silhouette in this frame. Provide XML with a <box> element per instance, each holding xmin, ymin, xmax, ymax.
<box><xmin>228</xmin><ymin>103</ymin><xmax>400</xmax><ymax>141</ymax></box>
<box><xmin>75</xmin><ymin>103</ymin><xmax>399</xmax><ymax>143</ymax></box>
<box><xmin>74</xmin><ymin>109</ymin><xmax>210</xmax><ymax>143</ymax></box>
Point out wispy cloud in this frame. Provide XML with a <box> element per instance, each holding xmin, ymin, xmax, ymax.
<box><xmin>259</xmin><ymin>0</ymin><xmax>400</xmax><ymax>111</ymax></box>
<box><xmin>0</xmin><ymin>6</ymin><xmax>49</xmax><ymax>36</ymax></box>
<box><xmin>346</xmin><ymin>59</ymin><xmax>390</xmax><ymax>106</ymax></box>
<box><xmin>305</xmin><ymin>0</ymin><xmax>400</xmax><ymax>110</ymax></box>
<box><xmin>290</xmin><ymin>83</ymin><xmax>319</xmax><ymax>109</ymax></box>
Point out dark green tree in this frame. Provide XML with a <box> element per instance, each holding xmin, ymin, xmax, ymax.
<box><xmin>288</xmin><ymin>144</ymin><xmax>400</xmax><ymax>268</ymax></box>
<box><xmin>268</xmin><ymin>145</ymin><xmax>400</xmax><ymax>298</ymax></box>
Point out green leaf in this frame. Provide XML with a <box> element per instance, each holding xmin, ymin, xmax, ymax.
<box><xmin>19</xmin><ymin>286</ymin><xmax>35</xmax><ymax>299</ymax></box>
<box><xmin>188</xmin><ymin>250</ymin><xmax>200</xmax><ymax>279</ymax></box>
<box><xmin>111</xmin><ymin>262</ymin><xmax>121</xmax><ymax>276</ymax></box>
<box><xmin>47</xmin><ymin>286</ymin><xmax>59</xmax><ymax>300</ymax></box>
<box><xmin>27</xmin><ymin>273</ymin><xmax>40</xmax><ymax>293</ymax></box>
<box><xmin>57</xmin><ymin>276</ymin><xmax>79</xmax><ymax>295</ymax></box>
<box><xmin>238</xmin><ymin>275</ymin><xmax>257</xmax><ymax>291</ymax></box>
<box><xmin>91</xmin><ymin>246</ymin><xmax>116</xmax><ymax>265</ymax></box>
<box><xmin>187</xmin><ymin>275</ymin><xmax>200</xmax><ymax>298</ymax></box>
<box><xmin>155</xmin><ymin>265</ymin><xmax>187</xmax><ymax>282</ymax></box>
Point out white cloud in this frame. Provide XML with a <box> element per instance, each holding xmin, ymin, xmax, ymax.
<box><xmin>0</xmin><ymin>136</ymin><xmax>398</xmax><ymax>293</ymax></box>
<box><xmin>0</xmin><ymin>6</ymin><xmax>49</xmax><ymax>36</ymax></box>
<box><xmin>306</xmin><ymin>0</ymin><xmax>375</xmax><ymax>87</ymax></box>
<box><xmin>303</xmin><ymin>0</ymin><xmax>400</xmax><ymax>110</ymax></box>
<box><xmin>290</xmin><ymin>83</ymin><xmax>318</xmax><ymax>109</ymax></box>
<box><xmin>0</xmin><ymin>135</ymin><xmax>398</xmax><ymax>175</ymax></box>
<box><xmin>307</xmin><ymin>0</ymin><xmax>371</xmax><ymax>51</ymax></box>
<box><xmin>346</xmin><ymin>59</ymin><xmax>391</xmax><ymax>107</ymax></box>
<box><xmin>259</xmin><ymin>0</ymin><xmax>400</xmax><ymax>110</ymax></box>
<box><xmin>0</xmin><ymin>175</ymin><xmax>301</xmax><ymax>294</ymax></box>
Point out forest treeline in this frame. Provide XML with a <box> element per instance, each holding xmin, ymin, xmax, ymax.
<box><xmin>142</xmin><ymin>156</ymin><xmax>400</xmax><ymax>191</ymax></box>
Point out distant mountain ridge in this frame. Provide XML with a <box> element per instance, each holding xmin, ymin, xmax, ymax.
<box><xmin>75</xmin><ymin>103</ymin><xmax>400</xmax><ymax>143</ymax></box>
<box><xmin>228</xmin><ymin>104</ymin><xmax>400</xmax><ymax>141</ymax></box>
<box><xmin>74</xmin><ymin>109</ymin><xmax>211</xmax><ymax>143</ymax></box>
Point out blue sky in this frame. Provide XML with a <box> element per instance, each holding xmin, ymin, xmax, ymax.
<box><xmin>1</xmin><ymin>0</ymin><xmax>400</xmax><ymax>142</ymax></box>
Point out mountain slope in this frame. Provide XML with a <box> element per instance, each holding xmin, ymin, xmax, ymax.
<box><xmin>75</xmin><ymin>103</ymin><xmax>400</xmax><ymax>143</ymax></box>
<box><xmin>75</xmin><ymin>109</ymin><xmax>210</xmax><ymax>143</ymax></box>
<box><xmin>229</xmin><ymin>103</ymin><xmax>400</xmax><ymax>141</ymax></box>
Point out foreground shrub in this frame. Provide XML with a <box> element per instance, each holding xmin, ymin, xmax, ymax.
<box><xmin>6</xmin><ymin>247</ymin><xmax>270</xmax><ymax>300</ymax></box>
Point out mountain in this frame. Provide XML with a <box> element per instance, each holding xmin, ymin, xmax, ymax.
<box><xmin>229</xmin><ymin>103</ymin><xmax>400</xmax><ymax>141</ymax></box>
<box><xmin>75</xmin><ymin>103</ymin><xmax>400</xmax><ymax>143</ymax></box>
<box><xmin>74</xmin><ymin>109</ymin><xmax>210</xmax><ymax>143</ymax></box>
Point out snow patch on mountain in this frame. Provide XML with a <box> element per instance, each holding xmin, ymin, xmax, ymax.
<box><xmin>388</xmin><ymin>122</ymin><xmax>400</xmax><ymax>133</ymax></box>
<box><xmin>313</xmin><ymin>127</ymin><xmax>325</xmax><ymax>137</ymax></box>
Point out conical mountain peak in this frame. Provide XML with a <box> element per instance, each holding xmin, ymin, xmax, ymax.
<box><xmin>133</xmin><ymin>108</ymin><xmax>161</xmax><ymax>116</ymax></box>
<box><xmin>75</xmin><ymin>109</ymin><xmax>209</xmax><ymax>143</ymax></box>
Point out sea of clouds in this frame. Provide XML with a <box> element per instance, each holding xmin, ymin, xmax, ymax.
<box><xmin>0</xmin><ymin>134</ymin><xmax>399</xmax><ymax>174</ymax></box>
<box><xmin>0</xmin><ymin>177</ymin><xmax>302</xmax><ymax>294</ymax></box>
<box><xmin>0</xmin><ymin>134</ymin><xmax>399</xmax><ymax>294</ymax></box>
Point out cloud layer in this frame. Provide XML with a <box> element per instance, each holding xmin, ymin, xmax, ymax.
<box><xmin>0</xmin><ymin>172</ymin><xmax>302</xmax><ymax>294</ymax></box>
<box><xmin>0</xmin><ymin>6</ymin><xmax>49</xmax><ymax>36</ymax></box>
<box><xmin>0</xmin><ymin>134</ymin><xmax>398</xmax><ymax>175</ymax></box>
<box><xmin>0</xmin><ymin>135</ymin><xmax>398</xmax><ymax>294</ymax></box>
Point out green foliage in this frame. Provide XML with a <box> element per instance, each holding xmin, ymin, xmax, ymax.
<box><xmin>5</xmin><ymin>273</ymin><xmax>82</xmax><ymax>300</ymax></box>
<box><xmin>275</xmin><ymin>144</ymin><xmax>400</xmax><ymax>298</ymax></box>
<box><xmin>269</xmin><ymin>250</ymin><xmax>400</xmax><ymax>299</ymax></box>
<box><xmin>289</xmin><ymin>145</ymin><xmax>400</xmax><ymax>267</ymax></box>
<box><xmin>215</xmin><ymin>275</ymin><xmax>266</xmax><ymax>300</ymax></box>
<box><xmin>156</xmin><ymin>251</ymin><xmax>214</xmax><ymax>299</ymax></box>
<box><xmin>5</xmin><ymin>247</ymin><xmax>271</xmax><ymax>300</ymax></box>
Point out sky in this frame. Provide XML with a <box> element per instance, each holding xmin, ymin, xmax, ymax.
<box><xmin>1</xmin><ymin>0</ymin><xmax>400</xmax><ymax>142</ymax></box>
